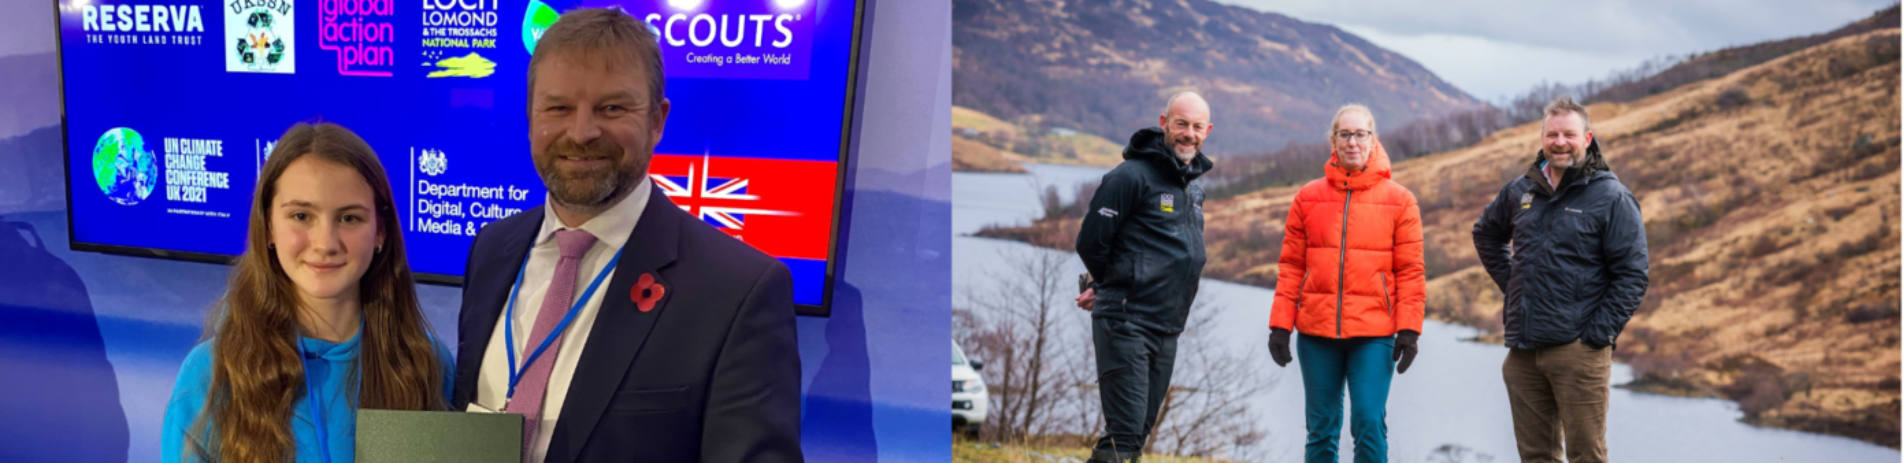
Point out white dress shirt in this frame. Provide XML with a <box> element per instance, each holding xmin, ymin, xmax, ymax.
<box><xmin>469</xmin><ymin>177</ymin><xmax>651</xmax><ymax>463</ymax></box>
<box><xmin>1542</xmin><ymin>160</ymin><xmax>1559</xmax><ymax>190</ymax></box>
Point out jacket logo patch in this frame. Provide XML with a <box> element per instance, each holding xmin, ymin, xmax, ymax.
<box><xmin>1565</xmin><ymin>207</ymin><xmax>1584</xmax><ymax>213</ymax></box>
<box><xmin>1520</xmin><ymin>192</ymin><xmax>1533</xmax><ymax>209</ymax></box>
<box><xmin>1160</xmin><ymin>194</ymin><xmax>1174</xmax><ymax>212</ymax></box>
<box><xmin>1098</xmin><ymin>207</ymin><xmax>1119</xmax><ymax>218</ymax></box>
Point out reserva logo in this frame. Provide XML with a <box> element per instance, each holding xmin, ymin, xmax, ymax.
<box><xmin>226</xmin><ymin>0</ymin><xmax>295</xmax><ymax>73</ymax></box>
<box><xmin>318</xmin><ymin>0</ymin><xmax>397</xmax><ymax>76</ymax></box>
<box><xmin>79</xmin><ymin>2</ymin><xmax>206</xmax><ymax>46</ymax></box>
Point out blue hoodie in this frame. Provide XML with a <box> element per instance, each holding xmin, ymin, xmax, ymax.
<box><xmin>160</xmin><ymin>329</ymin><xmax>454</xmax><ymax>463</ymax></box>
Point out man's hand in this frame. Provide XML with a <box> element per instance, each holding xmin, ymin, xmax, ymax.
<box><xmin>1075</xmin><ymin>288</ymin><xmax>1096</xmax><ymax>311</ymax></box>
<box><xmin>1268</xmin><ymin>328</ymin><xmax>1292</xmax><ymax>367</ymax></box>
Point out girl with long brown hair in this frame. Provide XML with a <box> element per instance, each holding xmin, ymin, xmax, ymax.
<box><xmin>160</xmin><ymin>122</ymin><xmax>453</xmax><ymax>463</ymax></box>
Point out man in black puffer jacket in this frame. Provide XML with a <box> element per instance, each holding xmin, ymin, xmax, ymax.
<box><xmin>1075</xmin><ymin>92</ymin><xmax>1214</xmax><ymax>463</ymax></box>
<box><xmin>1472</xmin><ymin>97</ymin><xmax>1648</xmax><ymax>463</ymax></box>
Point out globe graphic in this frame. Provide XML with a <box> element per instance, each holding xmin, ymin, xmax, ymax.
<box><xmin>91</xmin><ymin>127</ymin><xmax>158</xmax><ymax>206</ymax></box>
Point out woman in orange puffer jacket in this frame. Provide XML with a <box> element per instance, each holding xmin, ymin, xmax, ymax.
<box><xmin>1267</xmin><ymin>104</ymin><xmax>1425</xmax><ymax>463</ymax></box>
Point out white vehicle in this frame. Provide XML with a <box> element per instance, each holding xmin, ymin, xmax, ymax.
<box><xmin>952</xmin><ymin>340</ymin><xmax>989</xmax><ymax>437</ymax></box>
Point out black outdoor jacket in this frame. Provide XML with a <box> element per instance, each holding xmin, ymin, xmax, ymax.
<box><xmin>1472</xmin><ymin>139</ymin><xmax>1649</xmax><ymax>350</ymax></box>
<box><xmin>1077</xmin><ymin>127</ymin><xmax>1215</xmax><ymax>334</ymax></box>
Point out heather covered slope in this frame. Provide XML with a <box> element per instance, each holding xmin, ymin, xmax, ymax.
<box><xmin>978</xmin><ymin>29</ymin><xmax>1903</xmax><ymax>446</ymax></box>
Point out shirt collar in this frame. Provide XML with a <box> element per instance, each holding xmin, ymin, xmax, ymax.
<box><xmin>535</xmin><ymin>176</ymin><xmax>651</xmax><ymax>251</ymax></box>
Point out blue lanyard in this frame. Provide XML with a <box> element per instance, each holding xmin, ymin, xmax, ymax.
<box><xmin>503</xmin><ymin>246</ymin><xmax>624</xmax><ymax>400</ymax></box>
<box><xmin>298</xmin><ymin>326</ymin><xmax>356</xmax><ymax>463</ymax></box>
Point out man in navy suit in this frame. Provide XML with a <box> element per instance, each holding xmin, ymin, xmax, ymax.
<box><xmin>451</xmin><ymin>8</ymin><xmax>801</xmax><ymax>463</ymax></box>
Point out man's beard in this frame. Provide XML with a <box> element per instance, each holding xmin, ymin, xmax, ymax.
<box><xmin>537</xmin><ymin>137</ymin><xmax>643</xmax><ymax>214</ymax></box>
<box><xmin>1546</xmin><ymin>144</ymin><xmax>1580</xmax><ymax>169</ymax></box>
<box><xmin>1172</xmin><ymin>134</ymin><xmax>1200</xmax><ymax>160</ymax></box>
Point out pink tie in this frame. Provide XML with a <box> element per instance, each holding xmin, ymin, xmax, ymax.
<box><xmin>508</xmin><ymin>228</ymin><xmax>598</xmax><ymax>451</ymax></box>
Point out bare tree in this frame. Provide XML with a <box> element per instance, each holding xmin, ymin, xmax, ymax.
<box><xmin>1144</xmin><ymin>300</ymin><xmax>1275</xmax><ymax>461</ymax></box>
<box><xmin>954</xmin><ymin>245</ymin><xmax>1092</xmax><ymax>444</ymax></box>
<box><xmin>1041</xmin><ymin>184</ymin><xmax>1065</xmax><ymax>220</ymax></box>
<box><xmin>954</xmin><ymin>247</ymin><xmax>1280</xmax><ymax>460</ymax></box>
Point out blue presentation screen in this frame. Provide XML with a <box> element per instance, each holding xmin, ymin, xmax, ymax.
<box><xmin>56</xmin><ymin>0</ymin><xmax>861</xmax><ymax>310</ymax></box>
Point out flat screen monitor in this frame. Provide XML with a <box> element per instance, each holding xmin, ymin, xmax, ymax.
<box><xmin>56</xmin><ymin>0</ymin><xmax>863</xmax><ymax>314</ymax></box>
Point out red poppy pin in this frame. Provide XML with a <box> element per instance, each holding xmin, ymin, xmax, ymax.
<box><xmin>632</xmin><ymin>273</ymin><xmax>665</xmax><ymax>312</ymax></box>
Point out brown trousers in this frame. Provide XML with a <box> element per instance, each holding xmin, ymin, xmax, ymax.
<box><xmin>1503</xmin><ymin>339</ymin><xmax>1612</xmax><ymax>463</ymax></box>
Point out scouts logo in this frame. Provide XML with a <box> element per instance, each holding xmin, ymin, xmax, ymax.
<box><xmin>1160</xmin><ymin>193</ymin><xmax>1174</xmax><ymax>213</ymax></box>
<box><xmin>1520</xmin><ymin>192</ymin><xmax>1533</xmax><ymax>209</ymax></box>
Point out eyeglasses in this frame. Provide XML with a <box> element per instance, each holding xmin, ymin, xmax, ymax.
<box><xmin>1334</xmin><ymin>131</ymin><xmax>1373</xmax><ymax>142</ymax></box>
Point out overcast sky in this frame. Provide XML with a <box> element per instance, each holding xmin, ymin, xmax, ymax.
<box><xmin>1220</xmin><ymin>0</ymin><xmax>1901</xmax><ymax>101</ymax></box>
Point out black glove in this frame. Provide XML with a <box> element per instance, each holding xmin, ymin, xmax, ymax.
<box><xmin>1268</xmin><ymin>328</ymin><xmax>1292</xmax><ymax>367</ymax></box>
<box><xmin>1393</xmin><ymin>330</ymin><xmax>1419</xmax><ymax>374</ymax></box>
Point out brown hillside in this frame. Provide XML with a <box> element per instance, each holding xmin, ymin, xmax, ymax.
<box><xmin>951</xmin><ymin>106</ymin><xmax>1124</xmax><ymax>171</ymax></box>
<box><xmin>1591</xmin><ymin>5</ymin><xmax>1898</xmax><ymax>104</ymax></box>
<box><xmin>1219</xmin><ymin>29</ymin><xmax>1903</xmax><ymax>447</ymax></box>
<box><xmin>952</xmin><ymin>136</ymin><xmax>1029</xmax><ymax>173</ymax></box>
<box><xmin>979</xmin><ymin>29</ymin><xmax>1903</xmax><ymax>446</ymax></box>
<box><xmin>953</xmin><ymin>0</ymin><xmax>1480</xmax><ymax>156</ymax></box>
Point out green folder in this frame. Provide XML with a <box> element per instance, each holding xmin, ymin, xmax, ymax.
<box><xmin>356</xmin><ymin>409</ymin><xmax>524</xmax><ymax>463</ymax></box>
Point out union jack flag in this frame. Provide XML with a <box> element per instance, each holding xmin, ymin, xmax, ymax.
<box><xmin>653</xmin><ymin>153</ymin><xmax>800</xmax><ymax>230</ymax></box>
<box><xmin>648</xmin><ymin>153</ymin><xmax>838</xmax><ymax>260</ymax></box>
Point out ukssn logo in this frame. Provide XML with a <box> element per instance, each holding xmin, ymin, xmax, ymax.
<box><xmin>318</xmin><ymin>0</ymin><xmax>396</xmax><ymax>76</ymax></box>
<box><xmin>79</xmin><ymin>2</ymin><xmax>206</xmax><ymax>46</ymax></box>
<box><xmin>226</xmin><ymin>0</ymin><xmax>295</xmax><ymax>73</ymax></box>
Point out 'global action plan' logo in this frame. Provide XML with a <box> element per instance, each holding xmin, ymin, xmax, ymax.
<box><xmin>319</xmin><ymin>0</ymin><xmax>396</xmax><ymax>76</ymax></box>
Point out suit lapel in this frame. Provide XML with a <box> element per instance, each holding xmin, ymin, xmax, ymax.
<box><xmin>453</xmin><ymin>207</ymin><xmax>544</xmax><ymax>410</ymax></box>
<box><xmin>546</xmin><ymin>188</ymin><xmax>683</xmax><ymax>463</ymax></box>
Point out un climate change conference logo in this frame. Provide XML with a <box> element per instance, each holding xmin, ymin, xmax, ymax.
<box><xmin>92</xmin><ymin>127</ymin><xmax>159</xmax><ymax>206</ymax></box>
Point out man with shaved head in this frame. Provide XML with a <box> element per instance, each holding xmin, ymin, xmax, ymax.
<box><xmin>1074</xmin><ymin>91</ymin><xmax>1216</xmax><ymax>463</ymax></box>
